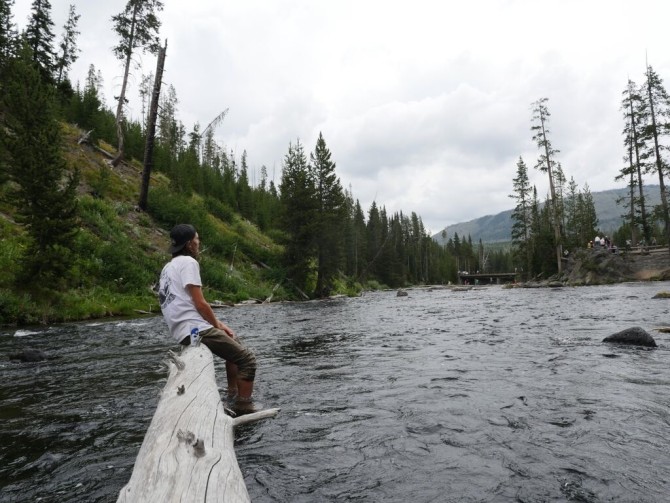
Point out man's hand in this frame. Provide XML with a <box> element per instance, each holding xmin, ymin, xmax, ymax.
<box><xmin>188</xmin><ymin>284</ymin><xmax>236</xmax><ymax>338</ymax></box>
<box><xmin>216</xmin><ymin>320</ymin><xmax>236</xmax><ymax>339</ymax></box>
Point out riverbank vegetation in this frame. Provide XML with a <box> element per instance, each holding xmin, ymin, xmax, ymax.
<box><xmin>510</xmin><ymin>75</ymin><xmax>670</xmax><ymax>281</ymax></box>
<box><xmin>1</xmin><ymin>1</ymin><xmax>492</xmax><ymax>325</ymax></box>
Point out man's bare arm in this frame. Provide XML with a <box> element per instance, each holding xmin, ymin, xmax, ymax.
<box><xmin>187</xmin><ymin>284</ymin><xmax>235</xmax><ymax>337</ymax></box>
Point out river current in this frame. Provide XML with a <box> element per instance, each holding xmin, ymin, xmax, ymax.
<box><xmin>1</xmin><ymin>282</ymin><xmax>670</xmax><ymax>502</ymax></box>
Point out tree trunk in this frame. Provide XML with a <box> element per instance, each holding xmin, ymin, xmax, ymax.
<box><xmin>111</xmin><ymin>5</ymin><xmax>137</xmax><ymax>168</ymax></box>
<box><xmin>117</xmin><ymin>344</ymin><xmax>279</xmax><ymax>503</ymax></box>
<box><xmin>138</xmin><ymin>40</ymin><xmax>166</xmax><ymax>211</ymax></box>
<box><xmin>628</xmin><ymin>93</ymin><xmax>649</xmax><ymax>243</ymax></box>
<box><xmin>646</xmin><ymin>72</ymin><xmax>670</xmax><ymax>254</ymax></box>
<box><xmin>540</xmin><ymin>123</ymin><xmax>562</xmax><ymax>274</ymax></box>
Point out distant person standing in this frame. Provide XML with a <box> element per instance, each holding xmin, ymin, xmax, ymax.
<box><xmin>158</xmin><ymin>224</ymin><xmax>257</xmax><ymax>413</ymax></box>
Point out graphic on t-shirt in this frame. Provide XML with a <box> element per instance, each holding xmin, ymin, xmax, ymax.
<box><xmin>159</xmin><ymin>269</ymin><xmax>176</xmax><ymax>309</ymax></box>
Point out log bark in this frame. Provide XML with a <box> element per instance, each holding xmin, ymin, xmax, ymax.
<box><xmin>117</xmin><ymin>344</ymin><xmax>278</xmax><ymax>502</ymax></box>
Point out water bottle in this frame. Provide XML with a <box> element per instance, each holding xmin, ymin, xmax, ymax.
<box><xmin>190</xmin><ymin>326</ymin><xmax>199</xmax><ymax>346</ymax></box>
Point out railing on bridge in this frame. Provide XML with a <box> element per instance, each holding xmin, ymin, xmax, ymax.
<box><xmin>457</xmin><ymin>272</ymin><xmax>518</xmax><ymax>285</ymax></box>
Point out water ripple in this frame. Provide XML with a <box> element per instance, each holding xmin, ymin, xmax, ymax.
<box><xmin>2</xmin><ymin>283</ymin><xmax>670</xmax><ymax>501</ymax></box>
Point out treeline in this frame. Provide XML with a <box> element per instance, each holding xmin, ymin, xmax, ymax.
<box><xmin>511</xmin><ymin>69</ymin><xmax>670</xmax><ymax>281</ymax></box>
<box><xmin>2</xmin><ymin>0</ymin><xmax>495</xmax><ymax>305</ymax></box>
<box><xmin>509</xmin><ymin>98</ymin><xmax>600</xmax><ymax>280</ymax></box>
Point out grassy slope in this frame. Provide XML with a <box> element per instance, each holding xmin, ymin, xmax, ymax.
<box><xmin>0</xmin><ymin>123</ymin><xmax>286</xmax><ymax>326</ymax></box>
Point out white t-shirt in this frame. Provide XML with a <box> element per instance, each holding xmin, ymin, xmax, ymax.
<box><xmin>159</xmin><ymin>255</ymin><xmax>213</xmax><ymax>342</ymax></box>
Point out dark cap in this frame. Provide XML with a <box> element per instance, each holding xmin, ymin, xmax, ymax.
<box><xmin>169</xmin><ymin>224</ymin><xmax>196</xmax><ymax>254</ymax></box>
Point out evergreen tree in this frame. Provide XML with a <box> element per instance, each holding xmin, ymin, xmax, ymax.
<box><xmin>363</xmin><ymin>201</ymin><xmax>383</xmax><ymax>281</ymax></box>
<box><xmin>618</xmin><ymin>78</ymin><xmax>650</xmax><ymax>243</ymax></box>
<box><xmin>111</xmin><ymin>0</ymin><xmax>164</xmax><ymax>166</ymax></box>
<box><xmin>54</xmin><ymin>3</ymin><xmax>79</xmax><ymax>84</ymax></box>
<box><xmin>510</xmin><ymin>156</ymin><xmax>533</xmax><ymax>279</ymax></box>
<box><xmin>532</xmin><ymin>191</ymin><xmax>557</xmax><ymax>277</ymax></box>
<box><xmin>236</xmin><ymin>150</ymin><xmax>253</xmax><ymax>220</ymax></box>
<box><xmin>641</xmin><ymin>64</ymin><xmax>670</xmax><ymax>251</ymax></box>
<box><xmin>564</xmin><ymin>177</ymin><xmax>579</xmax><ymax>250</ymax></box>
<box><xmin>351</xmin><ymin>198</ymin><xmax>367</xmax><ymax>278</ymax></box>
<box><xmin>68</xmin><ymin>64</ymin><xmax>106</xmax><ymax>143</ymax></box>
<box><xmin>0</xmin><ymin>0</ymin><xmax>18</xmax><ymax>74</ymax></box>
<box><xmin>157</xmin><ymin>84</ymin><xmax>179</xmax><ymax>157</ymax></box>
<box><xmin>23</xmin><ymin>0</ymin><xmax>55</xmax><ymax>82</ymax></box>
<box><xmin>531</xmin><ymin>97</ymin><xmax>563</xmax><ymax>273</ymax></box>
<box><xmin>279</xmin><ymin>140</ymin><xmax>316</xmax><ymax>293</ymax></box>
<box><xmin>221</xmin><ymin>149</ymin><xmax>237</xmax><ymax>205</ymax></box>
<box><xmin>0</xmin><ymin>46</ymin><xmax>78</xmax><ymax>289</ymax></box>
<box><xmin>309</xmin><ymin>133</ymin><xmax>346</xmax><ymax>297</ymax></box>
<box><xmin>576</xmin><ymin>183</ymin><xmax>598</xmax><ymax>246</ymax></box>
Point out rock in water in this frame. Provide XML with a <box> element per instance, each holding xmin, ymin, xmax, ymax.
<box><xmin>9</xmin><ymin>349</ymin><xmax>49</xmax><ymax>362</ymax></box>
<box><xmin>602</xmin><ymin>327</ymin><xmax>657</xmax><ymax>347</ymax></box>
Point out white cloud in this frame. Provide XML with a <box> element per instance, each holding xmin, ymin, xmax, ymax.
<box><xmin>12</xmin><ymin>0</ymin><xmax>670</xmax><ymax>234</ymax></box>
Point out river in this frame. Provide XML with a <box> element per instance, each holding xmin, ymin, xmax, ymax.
<box><xmin>1</xmin><ymin>282</ymin><xmax>670</xmax><ymax>502</ymax></box>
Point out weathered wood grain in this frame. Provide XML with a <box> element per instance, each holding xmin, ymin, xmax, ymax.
<box><xmin>117</xmin><ymin>344</ymin><xmax>278</xmax><ymax>502</ymax></box>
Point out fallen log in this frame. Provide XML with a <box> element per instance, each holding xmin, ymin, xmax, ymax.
<box><xmin>117</xmin><ymin>343</ymin><xmax>279</xmax><ymax>502</ymax></box>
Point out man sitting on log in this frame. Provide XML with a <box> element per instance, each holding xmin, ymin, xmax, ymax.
<box><xmin>158</xmin><ymin>223</ymin><xmax>258</xmax><ymax>414</ymax></box>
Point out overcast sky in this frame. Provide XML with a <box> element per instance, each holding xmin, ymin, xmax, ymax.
<box><xmin>12</xmin><ymin>0</ymin><xmax>670</xmax><ymax>234</ymax></box>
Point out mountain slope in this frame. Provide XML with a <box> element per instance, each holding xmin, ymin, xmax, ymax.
<box><xmin>433</xmin><ymin>185</ymin><xmax>663</xmax><ymax>245</ymax></box>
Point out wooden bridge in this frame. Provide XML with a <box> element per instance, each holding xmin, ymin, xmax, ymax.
<box><xmin>458</xmin><ymin>272</ymin><xmax>518</xmax><ymax>285</ymax></box>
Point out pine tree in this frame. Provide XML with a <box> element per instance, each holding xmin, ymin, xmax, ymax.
<box><xmin>111</xmin><ymin>0</ymin><xmax>164</xmax><ymax>166</ymax></box>
<box><xmin>309</xmin><ymin>133</ymin><xmax>346</xmax><ymax>297</ymax></box>
<box><xmin>510</xmin><ymin>156</ymin><xmax>533</xmax><ymax>279</ymax></box>
<box><xmin>54</xmin><ymin>3</ymin><xmax>79</xmax><ymax>84</ymax></box>
<box><xmin>352</xmin><ymin>198</ymin><xmax>367</xmax><ymax>279</ymax></box>
<box><xmin>279</xmin><ymin>140</ymin><xmax>316</xmax><ymax>293</ymax></box>
<box><xmin>69</xmin><ymin>64</ymin><xmax>106</xmax><ymax>144</ymax></box>
<box><xmin>618</xmin><ymin>78</ymin><xmax>650</xmax><ymax>243</ymax></box>
<box><xmin>531</xmin><ymin>97</ymin><xmax>563</xmax><ymax>273</ymax></box>
<box><xmin>236</xmin><ymin>150</ymin><xmax>253</xmax><ymax>220</ymax></box>
<box><xmin>363</xmin><ymin>201</ymin><xmax>383</xmax><ymax>280</ymax></box>
<box><xmin>0</xmin><ymin>0</ymin><xmax>18</xmax><ymax>74</ymax></box>
<box><xmin>0</xmin><ymin>46</ymin><xmax>78</xmax><ymax>289</ymax></box>
<box><xmin>641</xmin><ymin>64</ymin><xmax>670</xmax><ymax>251</ymax></box>
<box><xmin>23</xmin><ymin>0</ymin><xmax>55</xmax><ymax>82</ymax></box>
<box><xmin>577</xmin><ymin>183</ymin><xmax>598</xmax><ymax>246</ymax></box>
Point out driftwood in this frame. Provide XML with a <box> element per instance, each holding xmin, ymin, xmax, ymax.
<box><xmin>117</xmin><ymin>344</ymin><xmax>279</xmax><ymax>502</ymax></box>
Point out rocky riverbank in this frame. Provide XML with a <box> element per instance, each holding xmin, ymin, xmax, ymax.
<box><xmin>510</xmin><ymin>247</ymin><xmax>670</xmax><ymax>288</ymax></box>
<box><xmin>561</xmin><ymin>247</ymin><xmax>670</xmax><ymax>286</ymax></box>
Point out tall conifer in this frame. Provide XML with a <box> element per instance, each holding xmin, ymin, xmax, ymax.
<box><xmin>510</xmin><ymin>157</ymin><xmax>533</xmax><ymax>279</ymax></box>
<box><xmin>531</xmin><ymin>97</ymin><xmax>563</xmax><ymax>273</ymax></box>
<box><xmin>54</xmin><ymin>3</ymin><xmax>79</xmax><ymax>84</ymax></box>
<box><xmin>279</xmin><ymin>140</ymin><xmax>316</xmax><ymax>293</ymax></box>
<box><xmin>24</xmin><ymin>0</ymin><xmax>55</xmax><ymax>82</ymax></box>
<box><xmin>0</xmin><ymin>46</ymin><xmax>78</xmax><ymax>288</ymax></box>
<box><xmin>111</xmin><ymin>0</ymin><xmax>164</xmax><ymax>166</ymax></box>
<box><xmin>309</xmin><ymin>133</ymin><xmax>346</xmax><ymax>297</ymax></box>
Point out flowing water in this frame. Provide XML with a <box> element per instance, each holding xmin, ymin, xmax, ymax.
<box><xmin>2</xmin><ymin>282</ymin><xmax>670</xmax><ymax>502</ymax></box>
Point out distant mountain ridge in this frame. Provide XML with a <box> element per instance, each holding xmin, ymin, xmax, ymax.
<box><xmin>432</xmin><ymin>185</ymin><xmax>662</xmax><ymax>245</ymax></box>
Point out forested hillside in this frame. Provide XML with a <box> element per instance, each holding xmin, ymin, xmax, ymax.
<box><xmin>1</xmin><ymin>0</ymin><xmax>474</xmax><ymax>325</ymax></box>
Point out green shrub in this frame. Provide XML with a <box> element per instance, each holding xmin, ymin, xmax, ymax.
<box><xmin>0</xmin><ymin>290</ymin><xmax>40</xmax><ymax>325</ymax></box>
<box><xmin>204</xmin><ymin>197</ymin><xmax>235</xmax><ymax>224</ymax></box>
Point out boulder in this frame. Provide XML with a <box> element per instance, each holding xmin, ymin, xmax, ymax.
<box><xmin>397</xmin><ymin>289</ymin><xmax>408</xmax><ymax>297</ymax></box>
<box><xmin>9</xmin><ymin>349</ymin><xmax>49</xmax><ymax>362</ymax></box>
<box><xmin>602</xmin><ymin>327</ymin><xmax>657</xmax><ymax>348</ymax></box>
